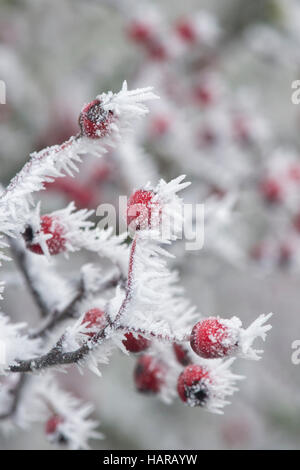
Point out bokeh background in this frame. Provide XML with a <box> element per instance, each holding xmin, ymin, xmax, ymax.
<box><xmin>1</xmin><ymin>0</ymin><xmax>300</xmax><ymax>450</ymax></box>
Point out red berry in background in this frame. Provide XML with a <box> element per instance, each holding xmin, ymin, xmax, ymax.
<box><xmin>190</xmin><ymin>318</ymin><xmax>238</xmax><ymax>359</ymax></box>
<box><xmin>260</xmin><ymin>178</ymin><xmax>282</xmax><ymax>204</ymax></box>
<box><xmin>45</xmin><ymin>415</ymin><xmax>68</xmax><ymax>445</ymax></box>
<box><xmin>127</xmin><ymin>189</ymin><xmax>160</xmax><ymax>230</ymax></box>
<box><xmin>24</xmin><ymin>216</ymin><xmax>66</xmax><ymax>256</ymax></box>
<box><xmin>250</xmin><ymin>242</ymin><xmax>266</xmax><ymax>261</ymax></box>
<box><xmin>288</xmin><ymin>164</ymin><xmax>300</xmax><ymax>181</ymax></box>
<box><xmin>177</xmin><ymin>365</ymin><xmax>210</xmax><ymax>407</ymax></box>
<box><xmin>146</xmin><ymin>40</ymin><xmax>168</xmax><ymax>61</ymax></box>
<box><xmin>150</xmin><ymin>115</ymin><xmax>171</xmax><ymax>137</ymax></box>
<box><xmin>278</xmin><ymin>242</ymin><xmax>292</xmax><ymax>267</ymax></box>
<box><xmin>173</xmin><ymin>343</ymin><xmax>190</xmax><ymax>366</ymax></box>
<box><xmin>127</xmin><ymin>21</ymin><xmax>153</xmax><ymax>43</ymax></box>
<box><xmin>81</xmin><ymin>308</ymin><xmax>106</xmax><ymax>337</ymax></box>
<box><xmin>79</xmin><ymin>99</ymin><xmax>113</xmax><ymax>139</ymax></box>
<box><xmin>194</xmin><ymin>85</ymin><xmax>214</xmax><ymax>106</ymax></box>
<box><xmin>134</xmin><ymin>355</ymin><xmax>164</xmax><ymax>394</ymax></box>
<box><xmin>123</xmin><ymin>332</ymin><xmax>150</xmax><ymax>353</ymax></box>
<box><xmin>175</xmin><ymin>19</ymin><xmax>197</xmax><ymax>43</ymax></box>
<box><xmin>293</xmin><ymin>213</ymin><xmax>300</xmax><ymax>233</ymax></box>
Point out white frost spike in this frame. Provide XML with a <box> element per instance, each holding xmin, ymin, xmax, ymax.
<box><xmin>239</xmin><ymin>313</ymin><xmax>273</xmax><ymax>360</ymax></box>
<box><xmin>99</xmin><ymin>81</ymin><xmax>159</xmax><ymax>118</ymax></box>
<box><xmin>0</xmin><ymin>314</ymin><xmax>41</xmax><ymax>375</ymax></box>
<box><xmin>202</xmin><ymin>359</ymin><xmax>244</xmax><ymax>415</ymax></box>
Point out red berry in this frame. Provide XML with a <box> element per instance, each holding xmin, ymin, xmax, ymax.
<box><xmin>278</xmin><ymin>243</ymin><xmax>292</xmax><ymax>267</ymax></box>
<box><xmin>79</xmin><ymin>99</ymin><xmax>113</xmax><ymax>139</ymax></box>
<box><xmin>288</xmin><ymin>164</ymin><xmax>300</xmax><ymax>181</ymax></box>
<box><xmin>190</xmin><ymin>318</ymin><xmax>238</xmax><ymax>359</ymax></box>
<box><xmin>176</xmin><ymin>19</ymin><xmax>197</xmax><ymax>43</ymax></box>
<box><xmin>127</xmin><ymin>21</ymin><xmax>153</xmax><ymax>43</ymax></box>
<box><xmin>81</xmin><ymin>308</ymin><xmax>106</xmax><ymax>337</ymax></box>
<box><xmin>45</xmin><ymin>415</ymin><xmax>68</xmax><ymax>445</ymax></box>
<box><xmin>134</xmin><ymin>355</ymin><xmax>164</xmax><ymax>394</ymax></box>
<box><xmin>146</xmin><ymin>41</ymin><xmax>168</xmax><ymax>61</ymax></box>
<box><xmin>123</xmin><ymin>332</ymin><xmax>150</xmax><ymax>353</ymax></box>
<box><xmin>293</xmin><ymin>213</ymin><xmax>300</xmax><ymax>233</ymax></box>
<box><xmin>45</xmin><ymin>415</ymin><xmax>64</xmax><ymax>435</ymax></box>
<box><xmin>250</xmin><ymin>243</ymin><xmax>266</xmax><ymax>261</ymax></box>
<box><xmin>177</xmin><ymin>365</ymin><xmax>210</xmax><ymax>407</ymax></box>
<box><xmin>150</xmin><ymin>115</ymin><xmax>171</xmax><ymax>136</ymax></box>
<box><xmin>127</xmin><ymin>189</ymin><xmax>160</xmax><ymax>230</ymax></box>
<box><xmin>260</xmin><ymin>178</ymin><xmax>282</xmax><ymax>203</ymax></box>
<box><xmin>173</xmin><ymin>343</ymin><xmax>190</xmax><ymax>366</ymax></box>
<box><xmin>194</xmin><ymin>86</ymin><xmax>214</xmax><ymax>106</ymax></box>
<box><xmin>24</xmin><ymin>216</ymin><xmax>66</xmax><ymax>256</ymax></box>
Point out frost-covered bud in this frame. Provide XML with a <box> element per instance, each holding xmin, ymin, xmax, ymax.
<box><xmin>177</xmin><ymin>365</ymin><xmax>210</xmax><ymax>407</ymax></box>
<box><xmin>260</xmin><ymin>178</ymin><xmax>282</xmax><ymax>204</ymax></box>
<box><xmin>24</xmin><ymin>215</ymin><xmax>66</xmax><ymax>256</ymax></box>
<box><xmin>173</xmin><ymin>343</ymin><xmax>190</xmax><ymax>366</ymax></box>
<box><xmin>45</xmin><ymin>415</ymin><xmax>68</xmax><ymax>445</ymax></box>
<box><xmin>190</xmin><ymin>314</ymin><xmax>272</xmax><ymax>360</ymax></box>
<box><xmin>134</xmin><ymin>355</ymin><xmax>165</xmax><ymax>394</ymax></box>
<box><xmin>81</xmin><ymin>308</ymin><xmax>106</xmax><ymax>338</ymax></box>
<box><xmin>79</xmin><ymin>99</ymin><xmax>114</xmax><ymax>139</ymax></box>
<box><xmin>127</xmin><ymin>189</ymin><xmax>161</xmax><ymax>230</ymax></box>
<box><xmin>122</xmin><ymin>332</ymin><xmax>150</xmax><ymax>353</ymax></box>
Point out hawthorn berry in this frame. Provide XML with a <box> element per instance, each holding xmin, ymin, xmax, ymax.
<box><xmin>45</xmin><ymin>415</ymin><xmax>68</xmax><ymax>445</ymax></box>
<box><xmin>81</xmin><ymin>308</ymin><xmax>106</xmax><ymax>337</ymax></box>
<box><xmin>123</xmin><ymin>332</ymin><xmax>150</xmax><ymax>353</ymax></box>
<box><xmin>134</xmin><ymin>355</ymin><xmax>164</xmax><ymax>394</ymax></box>
<box><xmin>127</xmin><ymin>189</ymin><xmax>160</xmax><ymax>230</ymax></box>
<box><xmin>127</xmin><ymin>21</ymin><xmax>153</xmax><ymax>43</ymax></box>
<box><xmin>190</xmin><ymin>317</ymin><xmax>239</xmax><ymax>359</ymax></box>
<box><xmin>260</xmin><ymin>178</ymin><xmax>282</xmax><ymax>204</ymax></box>
<box><xmin>24</xmin><ymin>216</ymin><xmax>66</xmax><ymax>256</ymax></box>
<box><xmin>173</xmin><ymin>343</ymin><xmax>190</xmax><ymax>366</ymax></box>
<box><xmin>278</xmin><ymin>242</ymin><xmax>292</xmax><ymax>267</ymax></box>
<box><xmin>177</xmin><ymin>365</ymin><xmax>210</xmax><ymax>407</ymax></box>
<box><xmin>79</xmin><ymin>99</ymin><xmax>113</xmax><ymax>139</ymax></box>
<box><xmin>175</xmin><ymin>19</ymin><xmax>197</xmax><ymax>43</ymax></box>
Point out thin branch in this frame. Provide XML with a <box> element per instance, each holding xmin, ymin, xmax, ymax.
<box><xmin>29</xmin><ymin>271</ymin><xmax>124</xmax><ymax>339</ymax></box>
<box><xmin>0</xmin><ymin>374</ymin><xmax>26</xmax><ymax>420</ymax></box>
<box><xmin>8</xmin><ymin>237</ymin><xmax>49</xmax><ymax>318</ymax></box>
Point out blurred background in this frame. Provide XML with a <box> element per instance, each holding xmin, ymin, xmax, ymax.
<box><xmin>1</xmin><ymin>0</ymin><xmax>300</xmax><ymax>450</ymax></box>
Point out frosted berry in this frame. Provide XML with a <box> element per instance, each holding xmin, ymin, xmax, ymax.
<box><xmin>79</xmin><ymin>99</ymin><xmax>113</xmax><ymax>139</ymax></box>
<box><xmin>45</xmin><ymin>415</ymin><xmax>68</xmax><ymax>445</ymax></box>
<box><xmin>260</xmin><ymin>178</ymin><xmax>282</xmax><ymax>204</ymax></box>
<box><xmin>127</xmin><ymin>189</ymin><xmax>160</xmax><ymax>230</ymax></box>
<box><xmin>134</xmin><ymin>355</ymin><xmax>164</xmax><ymax>394</ymax></box>
<box><xmin>123</xmin><ymin>332</ymin><xmax>150</xmax><ymax>353</ymax></box>
<box><xmin>190</xmin><ymin>318</ymin><xmax>238</xmax><ymax>359</ymax></box>
<box><xmin>81</xmin><ymin>308</ymin><xmax>106</xmax><ymax>337</ymax></box>
<box><xmin>177</xmin><ymin>365</ymin><xmax>210</xmax><ymax>407</ymax></box>
<box><xmin>24</xmin><ymin>216</ymin><xmax>66</xmax><ymax>256</ymax></box>
<box><xmin>176</xmin><ymin>19</ymin><xmax>197</xmax><ymax>43</ymax></box>
<box><xmin>173</xmin><ymin>343</ymin><xmax>190</xmax><ymax>366</ymax></box>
